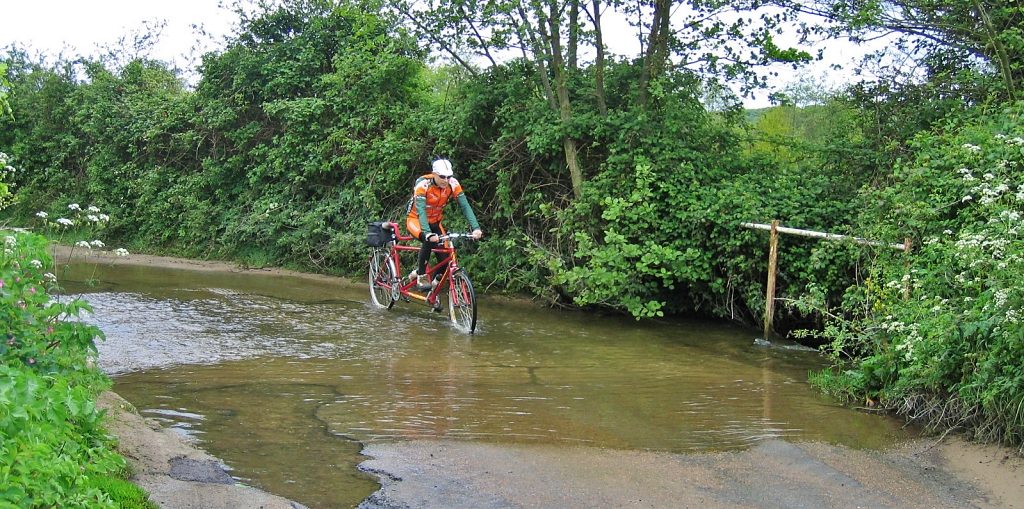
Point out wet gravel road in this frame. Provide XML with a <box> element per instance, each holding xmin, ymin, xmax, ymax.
<box><xmin>355</xmin><ymin>439</ymin><xmax>997</xmax><ymax>509</ymax></box>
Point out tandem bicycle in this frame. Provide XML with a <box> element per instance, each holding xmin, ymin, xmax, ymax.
<box><xmin>366</xmin><ymin>221</ymin><xmax>478</xmax><ymax>333</ymax></box>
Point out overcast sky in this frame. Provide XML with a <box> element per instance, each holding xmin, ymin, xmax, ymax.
<box><xmin>2</xmin><ymin>1</ymin><xmax>871</xmax><ymax>108</ymax></box>
<box><xmin>2</xmin><ymin>0</ymin><xmax>237</xmax><ymax>68</ymax></box>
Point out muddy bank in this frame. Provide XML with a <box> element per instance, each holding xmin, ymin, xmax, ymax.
<box><xmin>80</xmin><ymin>246</ymin><xmax>1024</xmax><ymax>509</ymax></box>
<box><xmin>51</xmin><ymin>244</ymin><xmax>346</xmax><ymax>283</ymax></box>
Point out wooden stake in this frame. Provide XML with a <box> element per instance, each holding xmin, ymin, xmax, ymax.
<box><xmin>741</xmin><ymin>221</ymin><xmax>910</xmax><ymax>339</ymax></box>
<box><xmin>764</xmin><ymin>220</ymin><xmax>780</xmax><ymax>339</ymax></box>
<box><xmin>903</xmin><ymin>238</ymin><xmax>913</xmax><ymax>301</ymax></box>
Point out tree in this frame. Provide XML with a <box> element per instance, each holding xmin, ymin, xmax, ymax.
<box><xmin>0</xmin><ymin>62</ymin><xmax>11</xmax><ymax>118</ymax></box>
<box><xmin>393</xmin><ymin>0</ymin><xmax>814</xmax><ymax>199</ymax></box>
<box><xmin>391</xmin><ymin>0</ymin><xmax>597</xmax><ymax>197</ymax></box>
<box><xmin>181</xmin><ymin>0</ymin><xmax>431</xmax><ymax>265</ymax></box>
<box><xmin>788</xmin><ymin>0</ymin><xmax>1023</xmax><ymax>100</ymax></box>
<box><xmin>0</xmin><ymin>63</ymin><xmax>12</xmax><ymax>209</ymax></box>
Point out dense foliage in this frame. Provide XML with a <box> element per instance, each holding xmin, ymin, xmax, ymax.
<box><xmin>0</xmin><ymin>230</ymin><xmax>141</xmax><ymax>508</ymax></box>
<box><xmin>806</xmin><ymin>104</ymin><xmax>1024</xmax><ymax>446</ymax></box>
<box><xmin>1</xmin><ymin>0</ymin><xmax>1022</xmax><ymax>451</ymax></box>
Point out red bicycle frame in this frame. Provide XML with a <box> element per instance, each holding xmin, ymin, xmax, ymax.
<box><xmin>379</xmin><ymin>221</ymin><xmax>462</xmax><ymax>308</ymax></box>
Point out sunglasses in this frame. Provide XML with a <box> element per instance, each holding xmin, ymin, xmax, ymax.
<box><xmin>437</xmin><ymin>175</ymin><xmax>452</xmax><ymax>180</ymax></box>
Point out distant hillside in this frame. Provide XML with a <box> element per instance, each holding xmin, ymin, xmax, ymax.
<box><xmin>745</xmin><ymin>107</ymin><xmax>771</xmax><ymax>124</ymax></box>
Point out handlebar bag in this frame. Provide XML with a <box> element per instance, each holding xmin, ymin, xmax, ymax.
<box><xmin>366</xmin><ymin>221</ymin><xmax>394</xmax><ymax>247</ymax></box>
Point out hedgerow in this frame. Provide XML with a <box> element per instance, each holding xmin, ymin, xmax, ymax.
<box><xmin>807</xmin><ymin>104</ymin><xmax>1024</xmax><ymax>449</ymax></box>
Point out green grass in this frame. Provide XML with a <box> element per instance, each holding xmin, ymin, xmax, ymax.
<box><xmin>89</xmin><ymin>475</ymin><xmax>159</xmax><ymax>509</ymax></box>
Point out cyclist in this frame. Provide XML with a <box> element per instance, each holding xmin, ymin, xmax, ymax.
<box><xmin>406</xmin><ymin>158</ymin><xmax>483</xmax><ymax>290</ymax></box>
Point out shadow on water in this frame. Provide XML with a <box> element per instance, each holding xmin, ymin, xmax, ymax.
<box><xmin>61</xmin><ymin>262</ymin><xmax>913</xmax><ymax>509</ymax></box>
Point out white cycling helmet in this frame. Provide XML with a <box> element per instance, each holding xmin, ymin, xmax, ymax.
<box><xmin>431</xmin><ymin>159</ymin><xmax>454</xmax><ymax>177</ymax></box>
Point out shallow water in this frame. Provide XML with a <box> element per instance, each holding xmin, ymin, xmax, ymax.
<box><xmin>62</xmin><ymin>263</ymin><xmax>912</xmax><ymax>509</ymax></box>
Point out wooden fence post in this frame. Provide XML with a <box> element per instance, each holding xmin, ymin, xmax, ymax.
<box><xmin>902</xmin><ymin>237</ymin><xmax>913</xmax><ymax>301</ymax></box>
<box><xmin>739</xmin><ymin>221</ymin><xmax>911</xmax><ymax>340</ymax></box>
<box><xmin>764</xmin><ymin>220</ymin><xmax>780</xmax><ymax>339</ymax></box>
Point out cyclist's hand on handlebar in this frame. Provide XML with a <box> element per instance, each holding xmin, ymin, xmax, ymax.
<box><xmin>427</xmin><ymin>233</ymin><xmax>440</xmax><ymax>243</ymax></box>
<box><xmin>472</xmin><ymin>229</ymin><xmax>483</xmax><ymax>240</ymax></box>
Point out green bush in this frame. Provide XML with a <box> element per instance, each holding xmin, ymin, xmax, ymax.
<box><xmin>0</xmin><ymin>366</ymin><xmax>121</xmax><ymax>508</ymax></box>
<box><xmin>0</xmin><ymin>230</ymin><xmax>146</xmax><ymax>508</ymax></box>
<box><xmin>1</xmin><ymin>230</ymin><xmax>108</xmax><ymax>374</ymax></box>
<box><xmin>811</xmin><ymin>103</ymin><xmax>1024</xmax><ymax>445</ymax></box>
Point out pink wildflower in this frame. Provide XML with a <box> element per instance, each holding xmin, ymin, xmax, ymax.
<box><xmin>28</xmin><ymin>359</ymin><xmax>35</xmax><ymax>364</ymax></box>
<box><xmin>29</xmin><ymin>287</ymin><xmax>36</xmax><ymax>293</ymax></box>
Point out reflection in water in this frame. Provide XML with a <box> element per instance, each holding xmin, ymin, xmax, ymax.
<box><xmin>63</xmin><ymin>263</ymin><xmax>911</xmax><ymax>509</ymax></box>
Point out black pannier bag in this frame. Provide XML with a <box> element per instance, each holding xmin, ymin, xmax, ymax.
<box><xmin>366</xmin><ymin>221</ymin><xmax>394</xmax><ymax>247</ymax></box>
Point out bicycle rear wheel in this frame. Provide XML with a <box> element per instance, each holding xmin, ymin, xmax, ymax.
<box><xmin>447</xmin><ymin>270</ymin><xmax>477</xmax><ymax>333</ymax></box>
<box><xmin>368</xmin><ymin>249</ymin><xmax>396</xmax><ymax>308</ymax></box>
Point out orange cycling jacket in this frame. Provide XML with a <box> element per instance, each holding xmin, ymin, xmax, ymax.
<box><xmin>405</xmin><ymin>174</ymin><xmax>480</xmax><ymax>239</ymax></box>
<box><xmin>403</xmin><ymin>174</ymin><xmax>479</xmax><ymax>238</ymax></box>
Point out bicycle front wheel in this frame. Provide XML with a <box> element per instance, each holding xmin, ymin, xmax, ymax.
<box><xmin>447</xmin><ymin>269</ymin><xmax>477</xmax><ymax>333</ymax></box>
<box><xmin>368</xmin><ymin>249</ymin><xmax>396</xmax><ymax>308</ymax></box>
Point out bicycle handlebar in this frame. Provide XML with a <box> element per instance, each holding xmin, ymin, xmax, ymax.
<box><xmin>439</xmin><ymin>232</ymin><xmax>478</xmax><ymax>241</ymax></box>
<box><xmin>380</xmin><ymin>222</ymin><xmax>478</xmax><ymax>242</ymax></box>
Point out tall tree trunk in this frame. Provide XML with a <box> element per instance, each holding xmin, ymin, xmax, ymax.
<box><xmin>544</xmin><ymin>1</ymin><xmax>584</xmax><ymax>199</ymax></box>
<box><xmin>590</xmin><ymin>0</ymin><xmax>608</xmax><ymax>117</ymax></box>
<box><xmin>517</xmin><ymin>4</ymin><xmax>559</xmax><ymax>111</ymax></box>
<box><xmin>974</xmin><ymin>0</ymin><xmax>1017</xmax><ymax>99</ymax></box>
<box><xmin>563</xmin><ymin>138</ymin><xmax>583</xmax><ymax>197</ymax></box>
<box><xmin>638</xmin><ymin>0</ymin><xmax>671</xmax><ymax>107</ymax></box>
<box><xmin>568</xmin><ymin>0</ymin><xmax>580</xmax><ymax>71</ymax></box>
